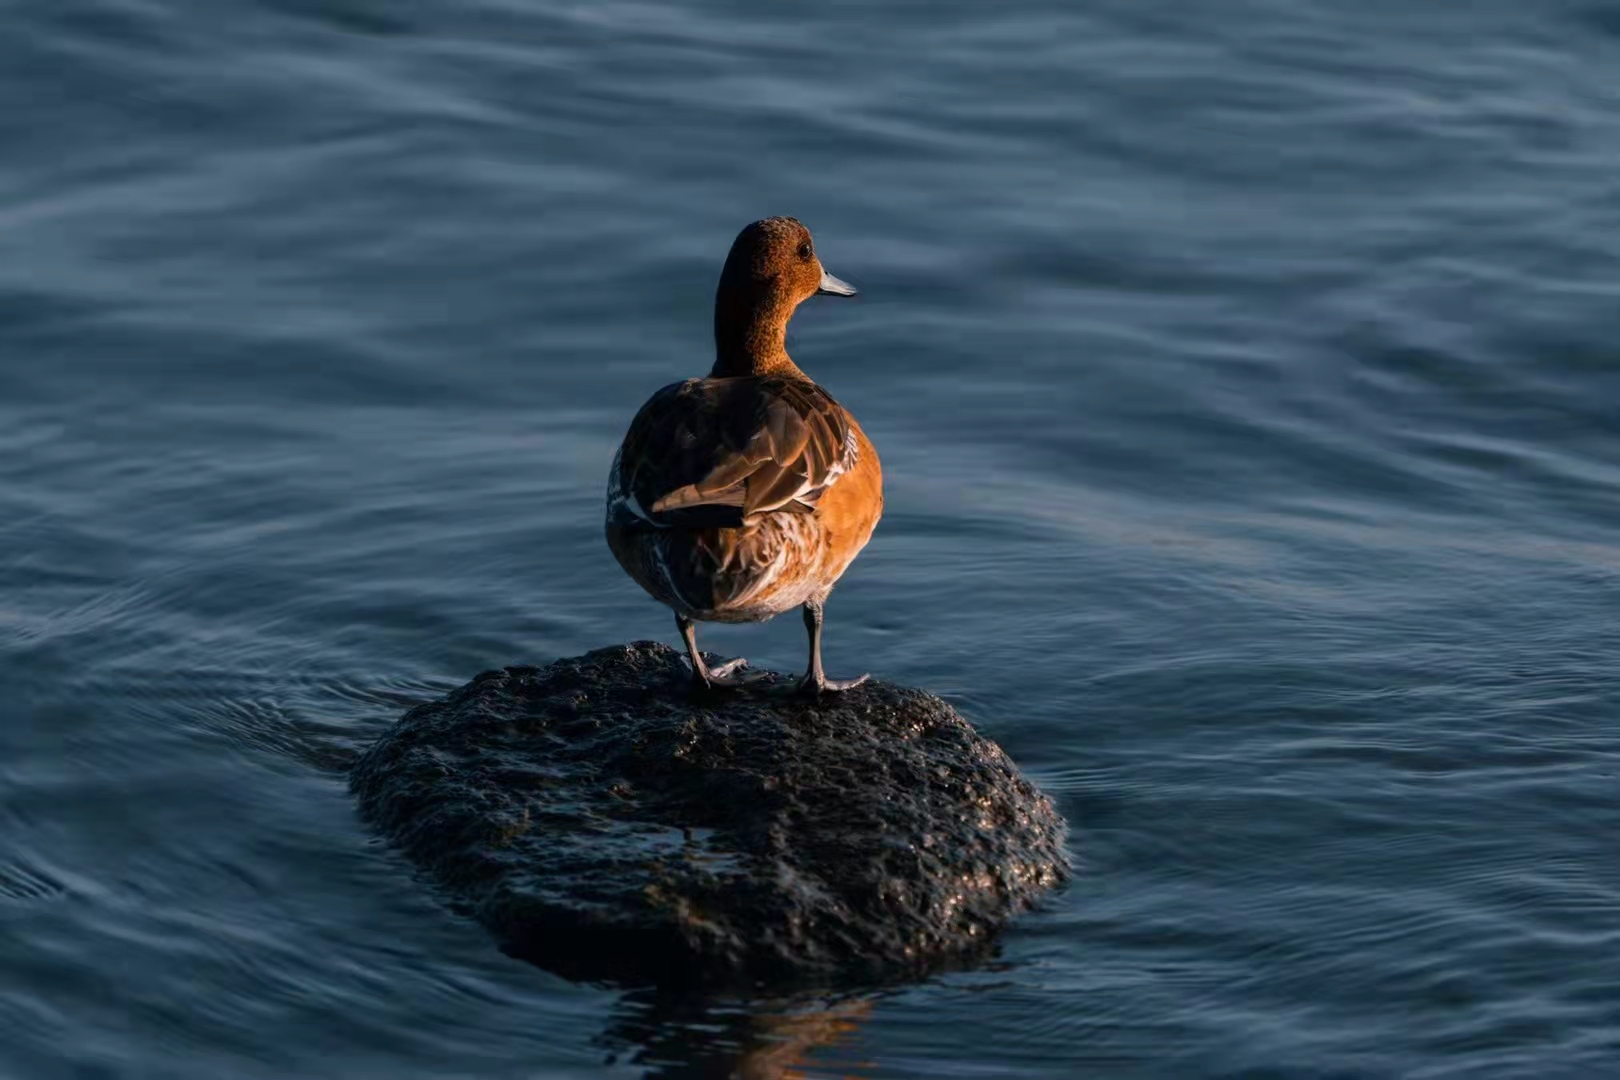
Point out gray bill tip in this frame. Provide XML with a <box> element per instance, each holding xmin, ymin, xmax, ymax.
<box><xmin>816</xmin><ymin>268</ymin><xmax>858</xmax><ymax>296</ymax></box>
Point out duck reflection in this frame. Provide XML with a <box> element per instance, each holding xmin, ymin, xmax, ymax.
<box><xmin>600</xmin><ymin>988</ymin><xmax>877</xmax><ymax>1080</ymax></box>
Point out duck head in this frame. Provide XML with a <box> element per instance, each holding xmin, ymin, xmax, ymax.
<box><xmin>712</xmin><ymin>217</ymin><xmax>855</xmax><ymax>378</ymax></box>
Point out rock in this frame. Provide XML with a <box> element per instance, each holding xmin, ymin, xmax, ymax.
<box><xmin>350</xmin><ymin>641</ymin><xmax>1069</xmax><ymax>988</ymax></box>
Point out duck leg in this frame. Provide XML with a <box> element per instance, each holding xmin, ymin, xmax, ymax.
<box><xmin>798</xmin><ymin>598</ymin><xmax>869</xmax><ymax>694</ymax></box>
<box><xmin>676</xmin><ymin>613</ymin><xmax>751</xmax><ymax>689</ymax></box>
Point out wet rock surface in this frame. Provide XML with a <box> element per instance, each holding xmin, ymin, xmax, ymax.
<box><xmin>350</xmin><ymin>641</ymin><xmax>1069</xmax><ymax>987</ymax></box>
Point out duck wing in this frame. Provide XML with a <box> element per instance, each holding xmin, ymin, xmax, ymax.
<box><xmin>610</xmin><ymin>376</ymin><xmax>858</xmax><ymax>529</ymax></box>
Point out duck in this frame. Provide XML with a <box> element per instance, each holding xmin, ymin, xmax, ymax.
<box><xmin>605</xmin><ymin>217</ymin><xmax>883</xmax><ymax>693</ymax></box>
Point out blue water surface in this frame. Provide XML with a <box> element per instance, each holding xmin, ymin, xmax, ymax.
<box><xmin>2</xmin><ymin>2</ymin><xmax>1618</xmax><ymax>1076</ymax></box>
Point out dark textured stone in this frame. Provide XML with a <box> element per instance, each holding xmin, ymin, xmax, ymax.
<box><xmin>350</xmin><ymin>641</ymin><xmax>1069</xmax><ymax>988</ymax></box>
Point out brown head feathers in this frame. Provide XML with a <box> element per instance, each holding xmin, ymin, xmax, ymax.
<box><xmin>711</xmin><ymin>217</ymin><xmax>856</xmax><ymax>379</ymax></box>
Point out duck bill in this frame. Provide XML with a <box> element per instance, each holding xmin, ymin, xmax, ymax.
<box><xmin>816</xmin><ymin>268</ymin><xmax>858</xmax><ymax>297</ymax></box>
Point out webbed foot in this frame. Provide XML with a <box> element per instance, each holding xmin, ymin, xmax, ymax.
<box><xmin>691</xmin><ymin>656</ymin><xmax>760</xmax><ymax>690</ymax></box>
<box><xmin>676</xmin><ymin>614</ymin><xmax>764</xmax><ymax>691</ymax></box>
<box><xmin>796</xmin><ymin>599</ymin><xmax>870</xmax><ymax>695</ymax></box>
<box><xmin>796</xmin><ymin>671</ymin><xmax>870</xmax><ymax>695</ymax></box>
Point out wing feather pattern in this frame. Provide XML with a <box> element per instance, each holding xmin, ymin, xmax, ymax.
<box><xmin>610</xmin><ymin>377</ymin><xmax>858</xmax><ymax>530</ymax></box>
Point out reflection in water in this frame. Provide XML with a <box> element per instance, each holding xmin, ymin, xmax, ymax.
<box><xmin>601</xmin><ymin>990</ymin><xmax>876</xmax><ymax>1080</ymax></box>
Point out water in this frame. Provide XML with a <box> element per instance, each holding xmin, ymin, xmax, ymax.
<box><xmin>3</xmin><ymin>1</ymin><xmax>1618</xmax><ymax>1076</ymax></box>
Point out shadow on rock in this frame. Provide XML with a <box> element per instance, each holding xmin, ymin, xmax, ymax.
<box><xmin>350</xmin><ymin>641</ymin><xmax>1069</xmax><ymax>989</ymax></box>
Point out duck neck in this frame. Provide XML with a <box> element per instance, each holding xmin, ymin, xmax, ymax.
<box><xmin>711</xmin><ymin>293</ymin><xmax>806</xmax><ymax>379</ymax></box>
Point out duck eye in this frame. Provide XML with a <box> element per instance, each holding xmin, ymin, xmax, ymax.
<box><xmin>797</xmin><ymin>242</ymin><xmax>813</xmax><ymax>261</ymax></box>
